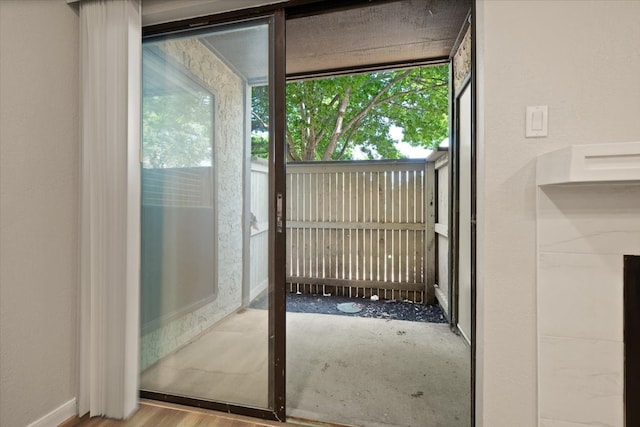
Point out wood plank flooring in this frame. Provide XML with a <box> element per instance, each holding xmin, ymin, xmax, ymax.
<box><xmin>59</xmin><ymin>401</ymin><xmax>295</xmax><ymax>427</ymax></box>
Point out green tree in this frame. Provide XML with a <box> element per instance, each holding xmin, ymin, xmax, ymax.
<box><xmin>143</xmin><ymin>91</ymin><xmax>213</xmax><ymax>168</ymax></box>
<box><xmin>252</xmin><ymin>65</ymin><xmax>448</xmax><ymax>161</ymax></box>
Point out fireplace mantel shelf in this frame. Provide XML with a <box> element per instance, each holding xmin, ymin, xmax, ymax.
<box><xmin>537</xmin><ymin>141</ymin><xmax>640</xmax><ymax>186</ymax></box>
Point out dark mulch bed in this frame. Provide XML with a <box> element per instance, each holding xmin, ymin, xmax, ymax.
<box><xmin>287</xmin><ymin>293</ymin><xmax>447</xmax><ymax>323</ymax></box>
<box><xmin>251</xmin><ymin>292</ymin><xmax>447</xmax><ymax>323</ymax></box>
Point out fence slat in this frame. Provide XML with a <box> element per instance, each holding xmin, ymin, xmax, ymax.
<box><xmin>286</xmin><ymin>160</ymin><xmax>427</xmax><ymax>302</ymax></box>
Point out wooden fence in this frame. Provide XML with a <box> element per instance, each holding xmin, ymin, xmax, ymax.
<box><xmin>286</xmin><ymin>160</ymin><xmax>433</xmax><ymax>303</ymax></box>
<box><xmin>432</xmin><ymin>151</ymin><xmax>450</xmax><ymax>316</ymax></box>
<box><xmin>249</xmin><ymin>159</ymin><xmax>270</xmax><ymax>301</ymax></box>
<box><xmin>141</xmin><ymin>160</ymin><xmax>437</xmax><ymax>307</ymax></box>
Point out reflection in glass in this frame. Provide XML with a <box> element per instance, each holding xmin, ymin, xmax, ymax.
<box><xmin>139</xmin><ymin>20</ymin><xmax>271</xmax><ymax>409</ymax></box>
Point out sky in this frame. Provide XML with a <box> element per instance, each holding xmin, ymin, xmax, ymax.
<box><xmin>352</xmin><ymin>125</ymin><xmax>448</xmax><ymax>160</ymax></box>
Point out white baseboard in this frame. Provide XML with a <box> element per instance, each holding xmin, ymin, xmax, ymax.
<box><xmin>27</xmin><ymin>398</ymin><xmax>76</xmax><ymax>427</ymax></box>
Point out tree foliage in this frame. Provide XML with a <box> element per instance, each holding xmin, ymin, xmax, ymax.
<box><xmin>142</xmin><ymin>65</ymin><xmax>449</xmax><ymax>167</ymax></box>
<box><xmin>252</xmin><ymin>65</ymin><xmax>448</xmax><ymax>161</ymax></box>
<box><xmin>142</xmin><ymin>91</ymin><xmax>213</xmax><ymax>168</ymax></box>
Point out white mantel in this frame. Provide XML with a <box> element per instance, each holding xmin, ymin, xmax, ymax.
<box><xmin>536</xmin><ymin>142</ymin><xmax>640</xmax><ymax>427</ymax></box>
<box><xmin>537</xmin><ymin>141</ymin><xmax>640</xmax><ymax>186</ymax></box>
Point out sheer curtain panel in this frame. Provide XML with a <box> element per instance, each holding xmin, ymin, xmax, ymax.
<box><xmin>78</xmin><ymin>0</ymin><xmax>141</xmax><ymax>419</ymax></box>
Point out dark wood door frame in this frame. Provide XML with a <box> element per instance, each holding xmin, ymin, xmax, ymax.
<box><xmin>270</xmin><ymin>8</ymin><xmax>287</xmax><ymax>420</ymax></box>
<box><xmin>447</xmin><ymin>7</ymin><xmax>476</xmax><ymax>426</ymax></box>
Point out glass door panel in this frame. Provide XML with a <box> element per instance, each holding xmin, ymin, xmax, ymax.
<box><xmin>140</xmin><ymin>17</ymin><xmax>273</xmax><ymax>410</ymax></box>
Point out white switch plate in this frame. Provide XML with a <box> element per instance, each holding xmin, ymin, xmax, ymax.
<box><xmin>526</xmin><ymin>105</ymin><xmax>548</xmax><ymax>138</ymax></box>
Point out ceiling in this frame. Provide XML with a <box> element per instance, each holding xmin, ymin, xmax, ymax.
<box><xmin>201</xmin><ymin>22</ymin><xmax>270</xmax><ymax>85</ymax></box>
<box><xmin>143</xmin><ymin>0</ymin><xmax>470</xmax><ymax>82</ymax></box>
<box><xmin>286</xmin><ymin>0</ymin><xmax>471</xmax><ymax>77</ymax></box>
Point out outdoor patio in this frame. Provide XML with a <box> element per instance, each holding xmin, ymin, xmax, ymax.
<box><xmin>141</xmin><ymin>307</ymin><xmax>470</xmax><ymax>427</ymax></box>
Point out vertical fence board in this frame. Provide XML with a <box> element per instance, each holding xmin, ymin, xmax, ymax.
<box><xmin>285</xmin><ymin>160</ymin><xmax>429</xmax><ymax>302</ymax></box>
<box><xmin>425</xmin><ymin>161</ymin><xmax>436</xmax><ymax>304</ymax></box>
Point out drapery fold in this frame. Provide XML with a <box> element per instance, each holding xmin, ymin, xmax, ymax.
<box><xmin>79</xmin><ymin>0</ymin><xmax>141</xmax><ymax>419</ymax></box>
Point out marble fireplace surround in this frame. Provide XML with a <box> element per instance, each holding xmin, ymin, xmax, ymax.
<box><xmin>536</xmin><ymin>142</ymin><xmax>640</xmax><ymax>427</ymax></box>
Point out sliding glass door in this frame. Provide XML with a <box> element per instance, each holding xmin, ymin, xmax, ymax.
<box><xmin>139</xmin><ymin>14</ymin><xmax>286</xmax><ymax>418</ymax></box>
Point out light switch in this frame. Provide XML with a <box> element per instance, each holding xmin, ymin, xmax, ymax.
<box><xmin>526</xmin><ymin>105</ymin><xmax>548</xmax><ymax>138</ymax></box>
<box><xmin>531</xmin><ymin>110</ymin><xmax>544</xmax><ymax>131</ymax></box>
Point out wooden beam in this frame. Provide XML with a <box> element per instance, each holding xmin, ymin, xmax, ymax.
<box><xmin>286</xmin><ymin>158</ymin><xmax>427</xmax><ymax>173</ymax></box>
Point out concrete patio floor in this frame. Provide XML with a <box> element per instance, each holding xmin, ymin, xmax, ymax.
<box><xmin>141</xmin><ymin>309</ymin><xmax>470</xmax><ymax>427</ymax></box>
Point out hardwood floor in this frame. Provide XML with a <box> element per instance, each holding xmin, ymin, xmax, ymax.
<box><xmin>60</xmin><ymin>401</ymin><xmax>295</xmax><ymax>427</ymax></box>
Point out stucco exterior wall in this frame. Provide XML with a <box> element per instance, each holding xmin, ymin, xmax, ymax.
<box><xmin>453</xmin><ymin>25</ymin><xmax>471</xmax><ymax>92</ymax></box>
<box><xmin>141</xmin><ymin>38</ymin><xmax>246</xmax><ymax>370</ymax></box>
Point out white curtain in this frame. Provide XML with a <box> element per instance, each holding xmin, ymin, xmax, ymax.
<box><xmin>79</xmin><ymin>0</ymin><xmax>141</xmax><ymax>419</ymax></box>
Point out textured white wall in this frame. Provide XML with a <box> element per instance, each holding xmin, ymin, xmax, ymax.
<box><xmin>475</xmin><ymin>1</ymin><xmax>640</xmax><ymax>426</ymax></box>
<box><xmin>0</xmin><ymin>1</ymin><xmax>79</xmax><ymax>426</ymax></box>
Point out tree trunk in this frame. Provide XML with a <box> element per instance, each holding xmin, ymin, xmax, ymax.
<box><xmin>321</xmin><ymin>87</ymin><xmax>351</xmax><ymax>161</ymax></box>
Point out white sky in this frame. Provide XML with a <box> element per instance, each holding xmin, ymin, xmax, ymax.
<box><xmin>352</xmin><ymin>125</ymin><xmax>448</xmax><ymax>160</ymax></box>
